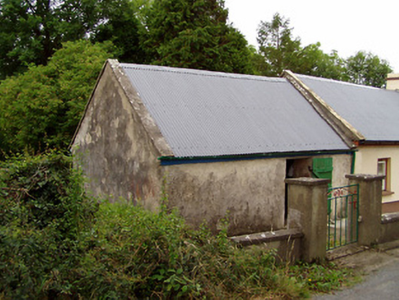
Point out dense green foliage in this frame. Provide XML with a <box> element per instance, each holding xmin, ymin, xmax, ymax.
<box><xmin>91</xmin><ymin>0</ymin><xmax>147</xmax><ymax>64</ymax></box>
<box><xmin>0</xmin><ymin>40</ymin><xmax>115</xmax><ymax>157</ymax></box>
<box><xmin>346</xmin><ymin>51</ymin><xmax>393</xmax><ymax>88</ymax></box>
<box><xmin>0</xmin><ymin>152</ymin><xmax>98</xmax><ymax>298</ymax></box>
<box><xmin>0</xmin><ymin>0</ymin><xmax>253</xmax><ymax>79</ymax></box>
<box><xmin>0</xmin><ymin>153</ymin><xmax>354</xmax><ymax>299</ymax></box>
<box><xmin>299</xmin><ymin>45</ymin><xmax>347</xmax><ymax>80</ymax></box>
<box><xmin>144</xmin><ymin>0</ymin><xmax>252</xmax><ymax>73</ymax></box>
<box><xmin>0</xmin><ymin>0</ymin><xmax>392</xmax><ymax>85</ymax></box>
<box><xmin>0</xmin><ymin>0</ymin><xmax>140</xmax><ymax>79</ymax></box>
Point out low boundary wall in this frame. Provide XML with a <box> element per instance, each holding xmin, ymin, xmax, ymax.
<box><xmin>231</xmin><ymin>174</ymin><xmax>399</xmax><ymax>263</ymax></box>
<box><xmin>231</xmin><ymin>229</ymin><xmax>303</xmax><ymax>262</ymax></box>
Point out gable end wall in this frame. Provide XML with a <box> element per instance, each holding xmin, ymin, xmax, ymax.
<box><xmin>72</xmin><ymin>63</ymin><xmax>163</xmax><ymax>210</ymax></box>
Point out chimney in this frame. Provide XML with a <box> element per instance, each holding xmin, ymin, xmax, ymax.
<box><xmin>386</xmin><ymin>73</ymin><xmax>399</xmax><ymax>91</ymax></box>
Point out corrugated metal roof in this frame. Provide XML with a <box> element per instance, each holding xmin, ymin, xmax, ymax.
<box><xmin>298</xmin><ymin>74</ymin><xmax>399</xmax><ymax>142</ymax></box>
<box><xmin>121</xmin><ymin>64</ymin><xmax>349</xmax><ymax>157</ymax></box>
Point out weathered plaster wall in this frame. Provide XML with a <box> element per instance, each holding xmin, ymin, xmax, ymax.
<box><xmin>163</xmin><ymin>158</ymin><xmax>286</xmax><ymax>235</ymax></box>
<box><xmin>329</xmin><ymin>154</ymin><xmax>352</xmax><ymax>187</ymax></box>
<box><xmin>355</xmin><ymin>146</ymin><xmax>399</xmax><ymax>203</ymax></box>
<box><xmin>72</xmin><ymin>63</ymin><xmax>163</xmax><ymax>210</ymax></box>
<box><xmin>286</xmin><ymin>178</ymin><xmax>329</xmax><ymax>262</ymax></box>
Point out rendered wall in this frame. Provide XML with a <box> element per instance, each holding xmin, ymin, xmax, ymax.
<box><xmin>330</xmin><ymin>154</ymin><xmax>352</xmax><ymax>186</ymax></box>
<box><xmin>163</xmin><ymin>158</ymin><xmax>286</xmax><ymax>235</ymax></box>
<box><xmin>72</xmin><ymin>63</ymin><xmax>163</xmax><ymax>211</ymax></box>
<box><xmin>286</xmin><ymin>178</ymin><xmax>329</xmax><ymax>262</ymax></box>
<box><xmin>355</xmin><ymin>146</ymin><xmax>399</xmax><ymax>204</ymax></box>
<box><xmin>163</xmin><ymin>154</ymin><xmax>351</xmax><ymax>235</ymax></box>
<box><xmin>316</xmin><ymin>154</ymin><xmax>352</xmax><ymax>187</ymax></box>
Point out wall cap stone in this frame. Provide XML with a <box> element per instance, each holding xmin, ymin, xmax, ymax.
<box><xmin>346</xmin><ymin>174</ymin><xmax>385</xmax><ymax>181</ymax></box>
<box><xmin>381</xmin><ymin>212</ymin><xmax>399</xmax><ymax>224</ymax></box>
<box><xmin>230</xmin><ymin>228</ymin><xmax>303</xmax><ymax>246</ymax></box>
<box><xmin>285</xmin><ymin>177</ymin><xmax>330</xmax><ymax>186</ymax></box>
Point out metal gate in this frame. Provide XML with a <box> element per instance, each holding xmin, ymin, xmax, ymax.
<box><xmin>327</xmin><ymin>184</ymin><xmax>359</xmax><ymax>250</ymax></box>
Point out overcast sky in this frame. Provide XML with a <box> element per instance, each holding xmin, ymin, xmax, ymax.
<box><xmin>224</xmin><ymin>0</ymin><xmax>399</xmax><ymax>73</ymax></box>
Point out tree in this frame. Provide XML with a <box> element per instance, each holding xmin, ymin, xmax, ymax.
<box><xmin>299</xmin><ymin>44</ymin><xmax>346</xmax><ymax>80</ymax></box>
<box><xmin>143</xmin><ymin>0</ymin><xmax>252</xmax><ymax>74</ymax></box>
<box><xmin>91</xmin><ymin>0</ymin><xmax>147</xmax><ymax>64</ymax></box>
<box><xmin>345</xmin><ymin>51</ymin><xmax>392</xmax><ymax>88</ymax></box>
<box><xmin>0</xmin><ymin>40</ymin><xmax>116</xmax><ymax>156</ymax></box>
<box><xmin>248</xmin><ymin>45</ymin><xmax>269</xmax><ymax>76</ymax></box>
<box><xmin>256</xmin><ymin>13</ymin><xmax>302</xmax><ymax>76</ymax></box>
<box><xmin>0</xmin><ymin>0</ymin><xmax>95</xmax><ymax>78</ymax></box>
<box><xmin>0</xmin><ymin>0</ymin><xmax>142</xmax><ymax>79</ymax></box>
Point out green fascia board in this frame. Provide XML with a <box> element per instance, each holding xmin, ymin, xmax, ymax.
<box><xmin>159</xmin><ymin>150</ymin><xmax>355</xmax><ymax>166</ymax></box>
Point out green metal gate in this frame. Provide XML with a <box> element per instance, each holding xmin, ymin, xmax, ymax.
<box><xmin>327</xmin><ymin>184</ymin><xmax>359</xmax><ymax>250</ymax></box>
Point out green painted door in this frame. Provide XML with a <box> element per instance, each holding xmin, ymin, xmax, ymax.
<box><xmin>312</xmin><ymin>158</ymin><xmax>333</xmax><ymax>188</ymax></box>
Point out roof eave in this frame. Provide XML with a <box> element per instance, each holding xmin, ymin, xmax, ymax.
<box><xmin>359</xmin><ymin>140</ymin><xmax>399</xmax><ymax>146</ymax></box>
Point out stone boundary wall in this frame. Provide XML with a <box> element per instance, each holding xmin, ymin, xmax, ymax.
<box><xmin>231</xmin><ymin>174</ymin><xmax>399</xmax><ymax>263</ymax></box>
<box><xmin>380</xmin><ymin>212</ymin><xmax>399</xmax><ymax>243</ymax></box>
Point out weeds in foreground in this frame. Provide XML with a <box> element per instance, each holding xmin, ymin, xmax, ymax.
<box><xmin>289</xmin><ymin>261</ymin><xmax>354</xmax><ymax>293</ymax></box>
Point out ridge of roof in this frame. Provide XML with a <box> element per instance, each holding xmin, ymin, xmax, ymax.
<box><xmin>120</xmin><ymin>63</ymin><xmax>285</xmax><ymax>83</ymax></box>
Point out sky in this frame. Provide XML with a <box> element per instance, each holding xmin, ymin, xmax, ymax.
<box><xmin>224</xmin><ymin>0</ymin><xmax>399</xmax><ymax>73</ymax></box>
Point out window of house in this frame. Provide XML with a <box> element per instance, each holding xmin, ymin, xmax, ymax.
<box><xmin>377</xmin><ymin>158</ymin><xmax>390</xmax><ymax>192</ymax></box>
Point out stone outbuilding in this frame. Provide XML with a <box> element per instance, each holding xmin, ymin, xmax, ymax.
<box><xmin>71</xmin><ymin>60</ymin><xmax>353</xmax><ymax>235</ymax></box>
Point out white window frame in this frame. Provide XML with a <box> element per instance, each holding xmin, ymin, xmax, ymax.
<box><xmin>377</xmin><ymin>158</ymin><xmax>390</xmax><ymax>192</ymax></box>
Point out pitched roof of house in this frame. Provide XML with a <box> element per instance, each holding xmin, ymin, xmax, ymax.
<box><xmin>120</xmin><ymin>63</ymin><xmax>349</xmax><ymax>157</ymax></box>
<box><xmin>296</xmin><ymin>74</ymin><xmax>399</xmax><ymax>142</ymax></box>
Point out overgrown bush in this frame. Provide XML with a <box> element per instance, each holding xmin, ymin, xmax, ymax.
<box><xmin>67</xmin><ymin>201</ymin><xmax>309</xmax><ymax>299</ymax></box>
<box><xmin>0</xmin><ymin>153</ymin><xmax>352</xmax><ymax>299</ymax></box>
<box><xmin>0</xmin><ymin>40</ymin><xmax>116</xmax><ymax>157</ymax></box>
<box><xmin>0</xmin><ymin>152</ymin><xmax>98</xmax><ymax>299</ymax></box>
